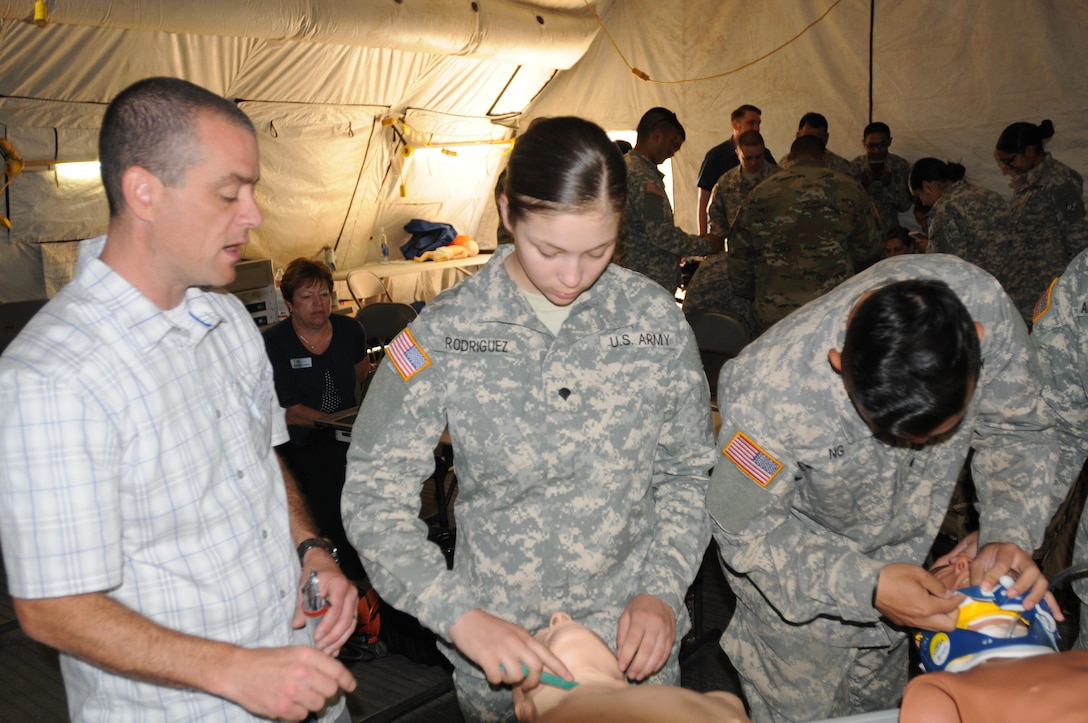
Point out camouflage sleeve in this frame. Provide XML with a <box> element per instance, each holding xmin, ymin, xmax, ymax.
<box><xmin>708</xmin><ymin>183</ymin><xmax>729</xmax><ymax>237</ymax></box>
<box><xmin>342</xmin><ymin>327</ymin><xmax>468</xmax><ymax>638</ymax></box>
<box><xmin>1062</xmin><ymin>217</ymin><xmax>1088</xmax><ymax>260</ymax></box>
<box><xmin>969</xmin><ymin>295</ymin><xmax>1059</xmax><ymax>551</ymax></box>
<box><xmin>640</xmin><ymin>314</ymin><xmax>715</xmax><ymax>613</ymax></box>
<box><xmin>707</xmin><ymin>404</ymin><xmax>885</xmax><ymax>625</ymax></box>
<box><xmin>1052</xmin><ymin>176</ymin><xmax>1087</xmax><ymax>226</ymax></box>
<box><xmin>928</xmin><ymin>204</ymin><xmax>968</xmax><ymax>259</ymax></box>
<box><xmin>848</xmin><ymin>190</ymin><xmax>884</xmax><ymax>272</ymax></box>
<box><xmin>1034</xmin><ymin>265</ymin><xmax>1088</xmax><ymax>514</ymax></box>
<box><xmin>728</xmin><ymin>204</ymin><xmax>756</xmax><ymax>300</ymax></box>
<box><xmin>889</xmin><ymin>156</ymin><xmax>915</xmax><ymax>213</ymax></box>
<box><xmin>625</xmin><ymin>172</ymin><xmax>713</xmax><ymax>259</ymax></box>
<box><xmin>1049</xmin><ymin>174</ymin><xmax>1088</xmax><ymax>257</ymax></box>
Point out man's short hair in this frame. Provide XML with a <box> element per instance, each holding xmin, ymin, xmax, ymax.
<box><xmin>636</xmin><ymin>107</ymin><xmax>685</xmax><ymax>142</ymax></box>
<box><xmin>736</xmin><ymin>130</ymin><xmax>765</xmax><ymax>148</ymax></box>
<box><xmin>731</xmin><ymin>104</ymin><xmax>762</xmax><ymax>122</ymax></box>
<box><xmin>790</xmin><ymin>134</ymin><xmax>825</xmax><ymax>159</ymax></box>
<box><xmin>797</xmin><ymin>112</ymin><xmax>829</xmax><ymax>131</ymax></box>
<box><xmin>99</xmin><ymin>76</ymin><xmax>256</xmax><ymax>218</ymax></box>
<box><xmin>863</xmin><ymin>121</ymin><xmax>891</xmax><ymax>138</ymax></box>
<box><xmin>840</xmin><ymin>279</ymin><xmax>981</xmax><ymax>439</ymax></box>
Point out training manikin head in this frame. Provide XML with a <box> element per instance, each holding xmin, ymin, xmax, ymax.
<box><xmin>916</xmin><ymin>560</ymin><xmax>1059</xmax><ymax>673</ymax></box>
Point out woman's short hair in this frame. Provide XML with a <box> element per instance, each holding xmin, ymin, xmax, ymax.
<box><xmin>841</xmin><ymin>279</ymin><xmax>980</xmax><ymax>439</ymax></box>
<box><xmin>503</xmin><ymin>116</ymin><xmax>627</xmax><ymax>225</ymax></box>
<box><xmin>280</xmin><ymin>258</ymin><xmax>333</xmax><ymax>305</ymax></box>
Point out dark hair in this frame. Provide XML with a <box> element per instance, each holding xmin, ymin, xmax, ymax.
<box><xmin>995</xmin><ymin>120</ymin><xmax>1055</xmax><ymax>154</ymax></box>
<box><xmin>99</xmin><ymin>77</ymin><xmax>256</xmax><ymax>218</ymax></box>
<box><xmin>886</xmin><ymin>226</ymin><xmax>914</xmax><ymax>245</ymax></box>
<box><xmin>614</xmin><ymin>139</ymin><xmax>632</xmax><ymax>155</ymax></box>
<box><xmin>908</xmin><ymin>158</ymin><xmax>967</xmax><ymax>193</ymax></box>
<box><xmin>504</xmin><ymin>116</ymin><xmax>627</xmax><ymax>224</ymax></box>
<box><xmin>280</xmin><ymin>258</ymin><xmax>334</xmax><ymax>305</ymax></box>
<box><xmin>736</xmin><ymin>130</ymin><xmax>765</xmax><ymax>148</ymax></box>
<box><xmin>863</xmin><ymin>121</ymin><xmax>891</xmax><ymax>137</ymax></box>
<box><xmin>635</xmin><ymin>107</ymin><xmax>685</xmax><ymax>142</ymax></box>
<box><xmin>790</xmin><ymin>134</ymin><xmax>825</xmax><ymax>159</ymax></box>
<box><xmin>798</xmin><ymin>112</ymin><xmax>829</xmax><ymax>131</ymax></box>
<box><xmin>841</xmin><ymin>279</ymin><xmax>980</xmax><ymax>439</ymax></box>
<box><xmin>731</xmin><ymin>104</ymin><xmax>762</xmax><ymax>122</ymax></box>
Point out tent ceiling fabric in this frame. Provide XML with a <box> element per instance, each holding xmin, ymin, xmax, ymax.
<box><xmin>0</xmin><ymin>0</ymin><xmax>603</xmax><ymax>68</ymax></box>
<box><xmin>0</xmin><ymin>0</ymin><xmax>1086</xmax><ymax>303</ymax></box>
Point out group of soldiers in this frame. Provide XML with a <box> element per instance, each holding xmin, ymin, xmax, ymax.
<box><xmin>611</xmin><ymin>103</ymin><xmax>1088</xmax><ymax>722</ymax></box>
<box><xmin>616</xmin><ymin>104</ymin><xmax>915</xmax><ymax>337</ymax></box>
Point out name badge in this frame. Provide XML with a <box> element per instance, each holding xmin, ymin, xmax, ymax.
<box><xmin>290</xmin><ymin>357</ymin><xmax>313</xmax><ymax>369</ymax></box>
<box><xmin>602</xmin><ymin>332</ymin><xmax>673</xmax><ymax>348</ymax></box>
<box><xmin>443</xmin><ymin>337</ymin><xmax>514</xmax><ymax>353</ymax></box>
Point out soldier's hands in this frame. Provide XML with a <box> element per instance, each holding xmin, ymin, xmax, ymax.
<box><xmin>448</xmin><ymin>608</ymin><xmax>573</xmax><ymax>689</ymax></box>
<box><xmin>215</xmin><ymin>645</ymin><xmax>355</xmax><ymax>721</ymax></box>
<box><xmin>616</xmin><ymin>594</ymin><xmax>674</xmax><ymax>681</ymax></box>
<box><xmin>969</xmin><ymin>541</ymin><xmax>1060</xmax><ymax>618</ymax></box>
<box><xmin>874</xmin><ymin>562</ymin><xmax>961</xmax><ymax>632</ymax></box>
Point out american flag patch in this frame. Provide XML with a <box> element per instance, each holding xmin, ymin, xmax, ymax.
<box><xmin>388</xmin><ymin>328</ymin><xmax>431</xmax><ymax>381</ymax></box>
<box><xmin>1032</xmin><ymin>277</ymin><xmax>1058</xmax><ymax>324</ymax></box>
<box><xmin>723</xmin><ymin>432</ymin><xmax>782</xmax><ymax>488</ymax></box>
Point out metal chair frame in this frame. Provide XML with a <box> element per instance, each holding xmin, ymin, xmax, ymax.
<box><xmin>346</xmin><ymin>269</ymin><xmax>390</xmax><ymax>309</ymax></box>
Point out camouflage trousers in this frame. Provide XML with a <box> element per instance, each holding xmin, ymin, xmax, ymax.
<box><xmin>722</xmin><ymin>609</ymin><xmax>908</xmax><ymax>723</ymax></box>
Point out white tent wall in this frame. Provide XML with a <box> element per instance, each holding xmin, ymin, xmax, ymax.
<box><xmin>0</xmin><ymin>0</ymin><xmax>1086</xmax><ymax>304</ymax></box>
<box><xmin>0</xmin><ymin>0</ymin><xmax>602</xmax><ymax>301</ymax></box>
<box><xmin>531</xmin><ymin>0</ymin><xmax>1088</xmax><ymax>235</ymax></box>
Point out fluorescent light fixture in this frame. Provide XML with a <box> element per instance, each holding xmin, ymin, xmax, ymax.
<box><xmin>55</xmin><ymin>161</ymin><xmax>101</xmax><ymax>182</ymax></box>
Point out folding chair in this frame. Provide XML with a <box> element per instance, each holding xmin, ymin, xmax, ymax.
<box><xmin>685</xmin><ymin>310</ymin><xmax>750</xmax><ymax>404</ymax></box>
<box><xmin>354</xmin><ymin>302</ymin><xmax>418</xmax><ymax>367</ymax></box>
<box><xmin>346</xmin><ymin>269</ymin><xmax>390</xmax><ymax>309</ymax></box>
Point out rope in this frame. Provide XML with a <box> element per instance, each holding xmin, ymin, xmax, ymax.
<box><xmin>582</xmin><ymin>0</ymin><xmax>845</xmax><ymax>85</ymax></box>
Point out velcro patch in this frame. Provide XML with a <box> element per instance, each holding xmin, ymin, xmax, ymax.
<box><xmin>645</xmin><ymin>181</ymin><xmax>665</xmax><ymax>197</ymax></box>
<box><xmin>723</xmin><ymin>431</ymin><xmax>782</xmax><ymax>487</ymax></box>
<box><xmin>1032</xmin><ymin>277</ymin><xmax>1059</xmax><ymax>324</ymax></box>
<box><xmin>388</xmin><ymin>328</ymin><xmax>431</xmax><ymax>381</ymax></box>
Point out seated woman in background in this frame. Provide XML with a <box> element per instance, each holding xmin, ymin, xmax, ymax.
<box><xmin>514</xmin><ymin>612</ymin><xmax>749</xmax><ymax>723</ymax></box>
<box><xmin>263</xmin><ymin>257</ymin><xmax>369</xmax><ymax>581</ymax></box>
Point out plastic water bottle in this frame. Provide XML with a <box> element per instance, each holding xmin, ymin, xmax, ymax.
<box><xmin>379</xmin><ymin>227</ymin><xmax>390</xmax><ymax>264</ymax></box>
<box><xmin>273</xmin><ymin>267</ymin><xmax>289</xmax><ymax>321</ymax></box>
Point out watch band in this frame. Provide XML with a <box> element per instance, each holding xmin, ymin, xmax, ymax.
<box><xmin>297</xmin><ymin>537</ymin><xmax>339</xmax><ymax>565</ymax></box>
